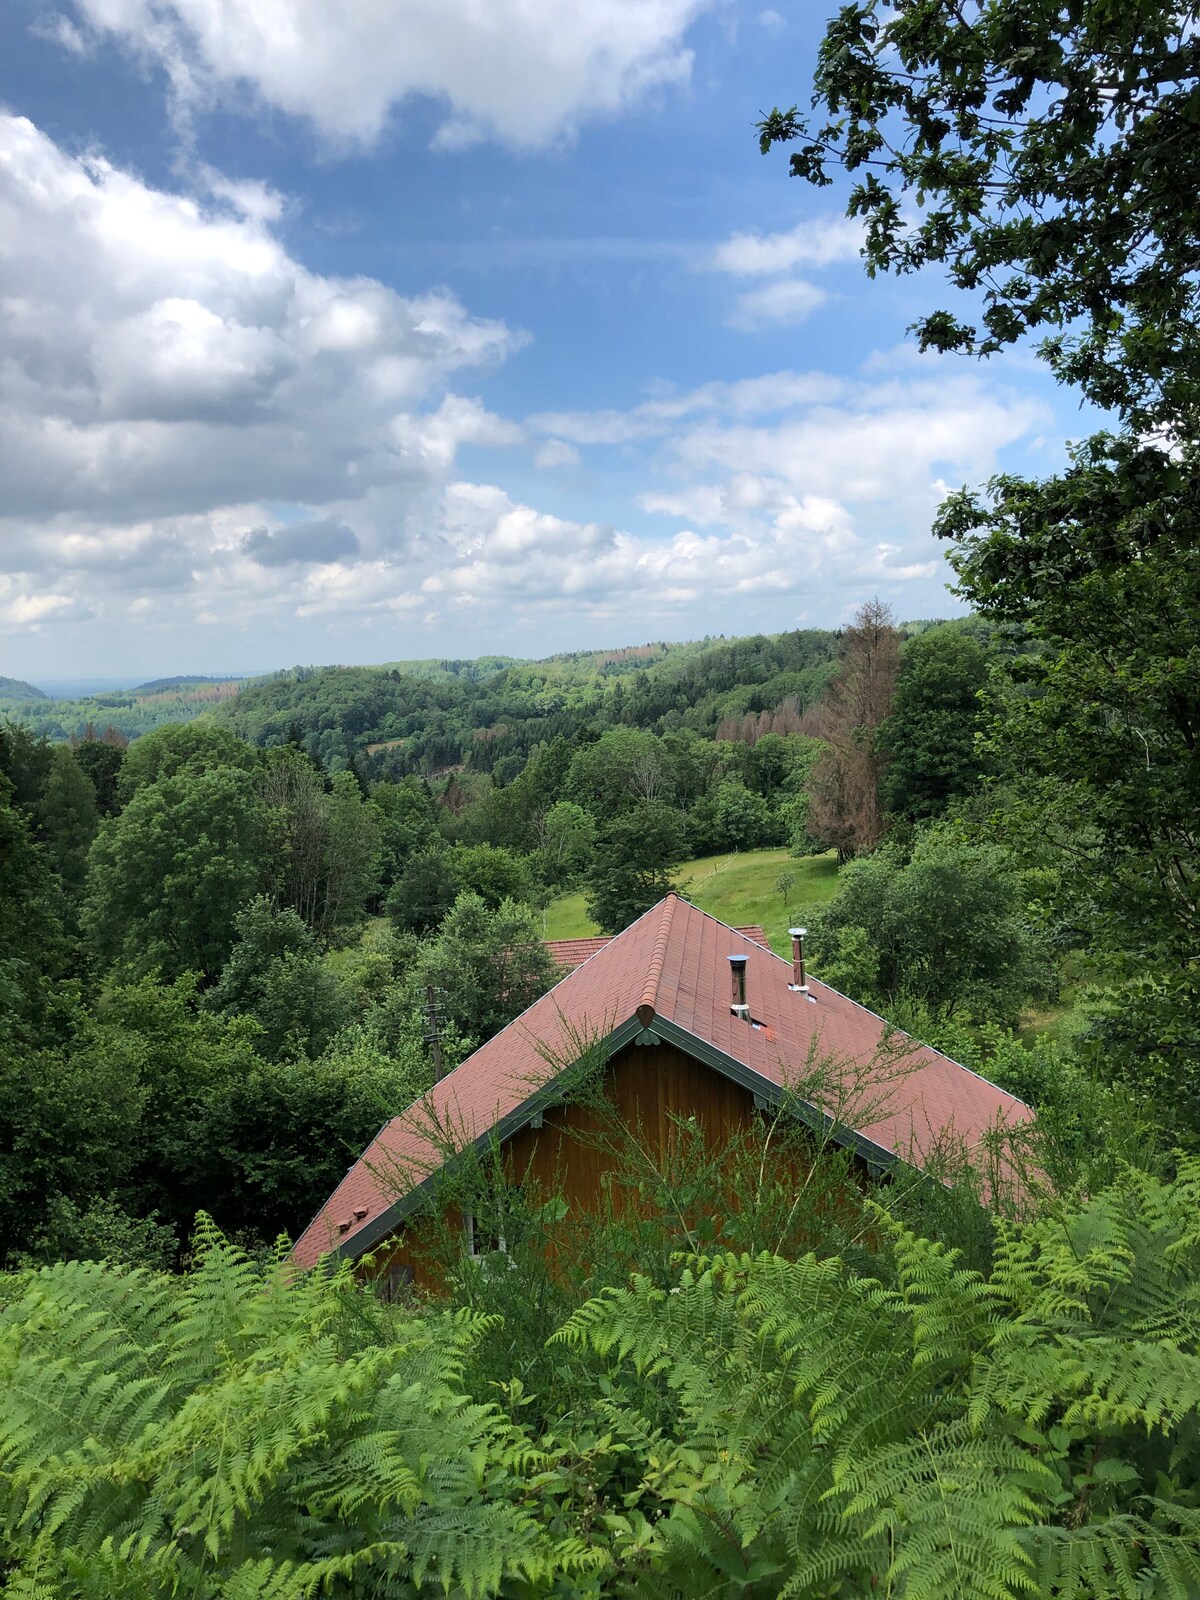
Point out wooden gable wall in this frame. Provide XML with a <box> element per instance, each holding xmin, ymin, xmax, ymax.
<box><xmin>368</xmin><ymin>1037</ymin><xmax>834</xmax><ymax>1293</ymax></box>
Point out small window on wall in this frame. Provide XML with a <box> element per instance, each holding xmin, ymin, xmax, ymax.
<box><xmin>464</xmin><ymin>1211</ymin><xmax>507</xmax><ymax>1259</ymax></box>
<box><xmin>377</xmin><ymin>1262</ymin><xmax>414</xmax><ymax>1304</ymax></box>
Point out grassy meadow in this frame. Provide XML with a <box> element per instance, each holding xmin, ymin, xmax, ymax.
<box><xmin>541</xmin><ymin>848</ymin><xmax>840</xmax><ymax>955</ymax></box>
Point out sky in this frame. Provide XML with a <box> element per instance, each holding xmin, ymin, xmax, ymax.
<box><xmin>0</xmin><ymin>0</ymin><xmax>1084</xmax><ymax>682</ymax></box>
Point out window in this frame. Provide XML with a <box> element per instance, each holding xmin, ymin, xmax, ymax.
<box><xmin>376</xmin><ymin>1261</ymin><xmax>414</xmax><ymax>1304</ymax></box>
<box><xmin>464</xmin><ymin>1211</ymin><xmax>507</xmax><ymax>1259</ymax></box>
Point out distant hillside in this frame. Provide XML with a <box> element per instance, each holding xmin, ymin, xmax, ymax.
<box><xmin>2</xmin><ymin>620</ymin><xmax>989</xmax><ymax>753</ymax></box>
<box><xmin>130</xmin><ymin>675</ymin><xmax>244</xmax><ymax>694</ymax></box>
<box><xmin>214</xmin><ymin>629</ymin><xmax>843</xmax><ymax>774</ymax></box>
<box><xmin>0</xmin><ymin>676</ymin><xmax>47</xmax><ymax>701</ymax></box>
<box><xmin>380</xmin><ymin>656</ymin><xmax>520</xmax><ymax>683</ymax></box>
<box><xmin>0</xmin><ymin>675</ymin><xmax>244</xmax><ymax>741</ymax></box>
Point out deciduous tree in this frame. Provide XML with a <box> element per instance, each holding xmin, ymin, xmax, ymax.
<box><xmin>813</xmin><ymin>830</ymin><xmax>1043</xmax><ymax>1022</ymax></box>
<box><xmin>585</xmin><ymin>801</ymin><xmax>685</xmax><ymax>934</ymax></box>
<box><xmin>419</xmin><ymin>892</ymin><xmax>558</xmax><ymax>1047</ymax></box>
<box><xmin>761</xmin><ymin>0</ymin><xmax>1200</xmax><ymax>1114</ymax></box>
<box><xmin>807</xmin><ymin>600</ymin><xmax>900</xmax><ymax>859</ymax></box>
<box><xmin>35</xmin><ymin>745</ymin><xmax>98</xmax><ymax>893</ymax></box>
<box><xmin>881</xmin><ymin>627</ymin><xmax>989</xmax><ymax>820</ymax></box>
<box><xmin>84</xmin><ymin>766</ymin><xmax>267</xmax><ymax>980</ymax></box>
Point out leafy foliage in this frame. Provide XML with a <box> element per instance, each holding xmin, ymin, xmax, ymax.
<box><xmin>418</xmin><ymin>892</ymin><xmax>558</xmax><ymax>1048</ymax></box>
<box><xmin>206</xmin><ymin>897</ymin><xmax>353</xmax><ymax>1060</ymax></box>
<box><xmin>5</xmin><ymin>1165</ymin><xmax>1200</xmax><ymax>1596</ymax></box>
<box><xmin>758</xmin><ymin>0</ymin><xmax>1200</xmax><ymax>435</ymax></box>
<box><xmin>558</xmin><ymin>1160</ymin><xmax>1200</xmax><ymax>1599</ymax></box>
<box><xmin>84</xmin><ymin>765</ymin><xmax>268</xmax><ymax>980</ymax></box>
<box><xmin>585</xmin><ymin>801</ymin><xmax>685</xmax><ymax>935</ymax></box>
<box><xmin>812</xmin><ymin>828</ymin><xmax>1045</xmax><ymax>1022</ymax></box>
<box><xmin>760</xmin><ymin>0</ymin><xmax>1200</xmax><ymax>1124</ymax></box>
<box><xmin>0</xmin><ymin>1222</ymin><xmax>598</xmax><ymax>1598</ymax></box>
<box><xmin>881</xmin><ymin>626</ymin><xmax>989</xmax><ymax>821</ymax></box>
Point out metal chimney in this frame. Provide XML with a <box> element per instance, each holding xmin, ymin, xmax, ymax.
<box><xmin>788</xmin><ymin>928</ymin><xmax>809</xmax><ymax>993</ymax></box>
<box><xmin>728</xmin><ymin>953</ymin><xmax>749</xmax><ymax>1019</ymax></box>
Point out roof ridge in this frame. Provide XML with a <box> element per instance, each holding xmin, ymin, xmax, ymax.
<box><xmin>637</xmin><ymin>892</ymin><xmax>678</xmax><ymax>1026</ymax></box>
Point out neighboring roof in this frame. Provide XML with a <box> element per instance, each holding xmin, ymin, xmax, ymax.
<box><xmin>293</xmin><ymin>895</ymin><xmax>1034</xmax><ymax>1268</ymax></box>
<box><xmin>546</xmin><ymin>924</ymin><xmax>770</xmax><ymax>972</ymax></box>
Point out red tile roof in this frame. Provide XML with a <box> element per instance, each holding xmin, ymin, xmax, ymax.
<box><xmin>546</xmin><ymin>924</ymin><xmax>770</xmax><ymax>971</ymax></box>
<box><xmin>293</xmin><ymin>895</ymin><xmax>1034</xmax><ymax>1267</ymax></box>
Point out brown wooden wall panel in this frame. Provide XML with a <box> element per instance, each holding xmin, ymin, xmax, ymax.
<box><xmin>501</xmin><ymin>1040</ymin><xmax>757</xmax><ymax>1203</ymax></box>
<box><xmin>366</xmin><ymin>1042</ymin><xmax>771</xmax><ymax>1291</ymax></box>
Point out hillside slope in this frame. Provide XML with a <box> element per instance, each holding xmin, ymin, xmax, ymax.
<box><xmin>543</xmin><ymin>849</ymin><xmax>840</xmax><ymax>955</ymax></box>
<box><xmin>0</xmin><ymin>677</ymin><xmax>47</xmax><ymax>701</ymax></box>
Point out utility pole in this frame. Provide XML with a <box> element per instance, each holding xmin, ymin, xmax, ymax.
<box><xmin>423</xmin><ymin>984</ymin><xmax>447</xmax><ymax>1080</ymax></box>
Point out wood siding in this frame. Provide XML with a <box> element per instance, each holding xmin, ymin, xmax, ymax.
<box><xmin>372</xmin><ymin>1039</ymin><xmax>764</xmax><ymax>1292</ymax></box>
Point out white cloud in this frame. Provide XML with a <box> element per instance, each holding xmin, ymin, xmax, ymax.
<box><xmin>712</xmin><ymin>215</ymin><xmax>863</xmax><ymax>277</ymax></box>
<box><xmin>0</xmin><ymin>585</ymin><xmax>83</xmax><ymax>628</ymax></box>
<box><xmin>0</xmin><ymin>117</ymin><xmax>1054</xmax><ymax>650</ymax></box>
<box><xmin>755</xmin><ymin>10</ymin><xmax>786</xmax><ymax>33</ymax></box>
<box><xmin>534</xmin><ymin>438</ymin><xmax>582</xmax><ymax>470</ymax></box>
<box><xmin>522</xmin><ymin>365</ymin><xmax>1049</xmax><ymax>617</ymax></box>
<box><xmin>59</xmin><ymin>0</ymin><xmax>708</xmax><ymax>150</ymax></box>
<box><xmin>0</xmin><ymin>113</ymin><xmax>524</xmax><ymax>630</ymax></box>
<box><xmin>710</xmin><ymin>215</ymin><xmax>861</xmax><ymax>334</ymax></box>
<box><xmin>727</xmin><ymin>277</ymin><xmax>827</xmax><ymax>330</ymax></box>
<box><xmin>529</xmin><ymin>369</ymin><xmax>843</xmax><ymax>444</ymax></box>
<box><xmin>664</xmin><ymin>377</ymin><xmax>1046</xmax><ymax>504</ymax></box>
<box><xmin>200</xmin><ymin>166</ymin><xmax>286</xmax><ymax>223</ymax></box>
<box><xmin>413</xmin><ymin>477</ymin><xmax>888</xmax><ymax>615</ymax></box>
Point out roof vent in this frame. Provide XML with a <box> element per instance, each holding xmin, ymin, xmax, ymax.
<box><xmin>353</xmin><ymin>1207</ymin><xmax>369</xmax><ymax>1221</ymax></box>
<box><xmin>728</xmin><ymin>953</ymin><xmax>749</xmax><ymax>1020</ymax></box>
<box><xmin>788</xmin><ymin>928</ymin><xmax>810</xmax><ymax>995</ymax></box>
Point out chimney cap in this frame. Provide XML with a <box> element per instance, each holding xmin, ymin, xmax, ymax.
<box><xmin>788</xmin><ymin>927</ymin><xmax>807</xmax><ymax>938</ymax></box>
<box><xmin>728</xmin><ymin>953</ymin><xmax>749</xmax><ymax>969</ymax></box>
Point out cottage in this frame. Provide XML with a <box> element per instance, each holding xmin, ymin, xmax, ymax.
<box><xmin>292</xmin><ymin>894</ymin><xmax>1032</xmax><ymax>1278</ymax></box>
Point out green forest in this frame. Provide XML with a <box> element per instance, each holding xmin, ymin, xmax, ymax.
<box><xmin>2</xmin><ymin>0</ymin><xmax>1200</xmax><ymax>1593</ymax></box>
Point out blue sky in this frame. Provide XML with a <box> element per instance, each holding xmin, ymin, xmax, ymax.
<box><xmin>0</xmin><ymin>0</ymin><xmax>1082</xmax><ymax>680</ymax></box>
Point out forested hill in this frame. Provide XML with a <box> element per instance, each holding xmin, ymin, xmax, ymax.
<box><xmin>0</xmin><ymin>674</ymin><xmax>243</xmax><ymax>741</ymax></box>
<box><xmin>0</xmin><ymin>676</ymin><xmax>47</xmax><ymax>701</ymax></box>
<box><xmin>213</xmin><ymin>629</ymin><xmax>848</xmax><ymax>774</ymax></box>
<box><xmin>0</xmin><ymin>634</ymin><xmax>795</xmax><ymax>744</ymax></box>
<box><xmin>2</xmin><ymin>623</ymin><xmax>985</xmax><ymax>760</ymax></box>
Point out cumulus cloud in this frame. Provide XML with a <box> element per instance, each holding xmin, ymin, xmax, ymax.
<box><xmin>0</xmin><ymin>116</ymin><xmax>1050</xmax><ymax>649</ymax></box>
<box><xmin>56</xmin><ymin>0</ymin><xmax>707</xmax><ymax>150</ymax></box>
<box><xmin>0</xmin><ymin>113</ymin><xmax>527</xmax><ymax>628</ymax></box>
<box><xmin>523</xmin><ymin>364</ymin><xmax>1048</xmax><ymax>616</ymax></box>
<box><xmin>712</xmin><ymin>215</ymin><xmax>864</xmax><ymax>277</ymax></box>
<box><xmin>726</xmin><ymin>278</ymin><xmax>827</xmax><ymax>330</ymax></box>
<box><xmin>414</xmin><ymin>475</ymin><xmax>920</xmax><ymax>619</ymax></box>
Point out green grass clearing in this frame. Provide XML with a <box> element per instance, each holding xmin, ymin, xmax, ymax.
<box><xmin>541</xmin><ymin>849</ymin><xmax>840</xmax><ymax>955</ymax></box>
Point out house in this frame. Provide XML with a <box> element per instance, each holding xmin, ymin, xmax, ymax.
<box><xmin>292</xmin><ymin>894</ymin><xmax>1033</xmax><ymax>1276</ymax></box>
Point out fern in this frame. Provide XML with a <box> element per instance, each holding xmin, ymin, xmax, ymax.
<box><xmin>0</xmin><ymin>1218</ymin><xmax>579</xmax><ymax>1598</ymax></box>
<box><xmin>5</xmin><ymin>1169</ymin><xmax>1200</xmax><ymax>1597</ymax></box>
<box><xmin>561</xmin><ymin>1166</ymin><xmax>1200</xmax><ymax>1598</ymax></box>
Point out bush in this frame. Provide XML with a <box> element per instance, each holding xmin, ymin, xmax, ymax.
<box><xmin>812</xmin><ymin>829</ymin><xmax>1048</xmax><ymax>1024</ymax></box>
